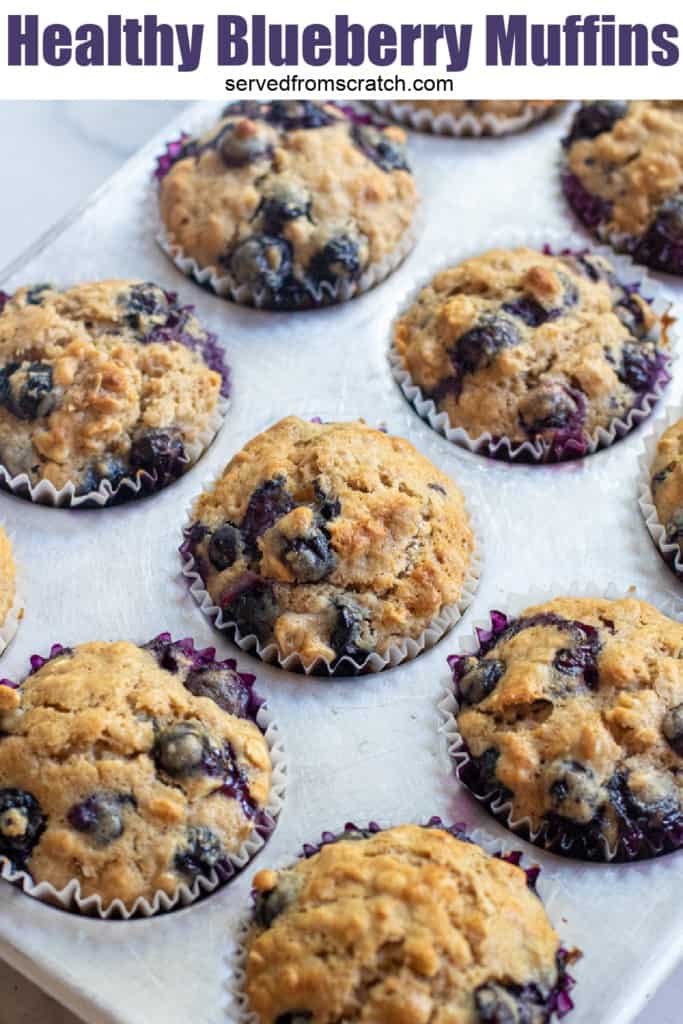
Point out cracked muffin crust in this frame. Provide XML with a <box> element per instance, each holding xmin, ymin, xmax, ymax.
<box><xmin>393</xmin><ymin>246</ymin><xmax>669</xmax><ymax>461</ymax></box>
<box><xmin>386</xmin><ymin>99</ymin><xmax>558</xmax><ymax>134</ymax></box>
<box><xmin>563</xmin><ymin>101</ymin><xmax>683</xmax><ymax>274</ymax></box>
<box><xmin>0</xmin><ymin>528</ymin><xmax>16</xmax><ymax>637</ymax></box>
<box><xmin>0</xmin><ymin>635</ymin><xmax>272</xmax><ymax>907</ymax></box>
<box><xmin>183</xmin><ymin>416</ymin><xmax>475</xmax><ymax>672</ymax></box>
<box><xmin>244</xmin><ymin>824</ymin><xmax>569</xmax><ymax>1024</ymax></box>
<box><xmin>451</xmin><ymin>598</ymin><xmax>683</xmax><ymax>861</ymax></box>
<box><xmin>0</xmin><ymin>281</ymin><xmax>228</xmax><ymax>501</ymax></box>
<box><xmin>158</xmin><ymin>101</ymin><xmax>418</xmax><ymax>309</ymax></box>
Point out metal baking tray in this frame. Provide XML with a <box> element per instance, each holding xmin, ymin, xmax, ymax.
<box><xmin>0</xmin><ymin>100</ymin><xmax>681</xmax><ymax>1024</ymax></box>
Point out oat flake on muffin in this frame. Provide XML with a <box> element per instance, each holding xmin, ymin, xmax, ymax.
<box><xmin>244</xmin><ymin>823</ymin><xmax>575</xmax><ymax>1023</ymax></box>
<box><xmin>183</xmin><ymin>416</ymin><xmax>475</xmax><ymax>671</ymax></box>
<box><xmin>393</xmin><ymin>246</ymin><xmax>669</xmax><ymax>460</ymax></box>
<box><xmin>158</xmin><ymin>100</ymin><xmax>418</xmax><ymax>310</ymax></box>
<box><xmin>0</xmin><ymin>635</ymin><xmax>272</xmax><ymax>908</ymax></box>
<box><xmin>451</xmin><ymin>597</ymin><xmax>683</xmax><ymax>861</ymax></box>
<box><xmin>0</xmin><ymin>281</ymin><xmax>229</xmax><ymax>501</ymax></box>
<box><xmin>563</xmin><ymin>101</ymin><xmax>683</xmax><ymax>274</ymax></box>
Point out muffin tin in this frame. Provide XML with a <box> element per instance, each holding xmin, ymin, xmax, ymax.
<box><xmin>0</xmin><ymin>100</ymin><xmax>681</xmax><ymax>1023</ymax></box>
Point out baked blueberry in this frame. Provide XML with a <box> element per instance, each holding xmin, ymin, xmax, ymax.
<box><xmin>229</xmin><ymin>235</ymin><xmax>294</xmax><ymax>296</ymax></box>
<box><xmin>308</xmin><ymin>236</ymin><xmax>362</xmax><ymax>287</ymax></box>
<box><xmin>1</xmin><ymin>362</ymin><xmax>55</xmax><ymax>421</ymax></box>
<box><xmin>253</xmin><ymin>873</ymin><xmax>301</xmax><ymax>928</ymax></box>
<box><xmin>274</xmin><ymin>1014</ymin><xmax>313</xmax><ymax>1024</ymax></box>
<box><xmin>453</xmin><ymin>317</ymin><xmax>520</xmax><ymax>376</ymax></box>
<box><xmin>153</xmin><ymin>722</ymin><xmax>209</xmax><ymax>777</ymax></box>
<box><xmin>183</xmin><ymin>666</ymin><xmax>251</xmax><ymax>718</ymax></box>
<box><xmin>351</xmin><ymin>123</ymin><xmax>409</xmax><ymax>172</ymax></box>
<box><xmin>662</xmin><ymin>703</ymin><xmax>683</xmax><ymax>756</ymax></box>
<box><xmin>174</xmin><ymin>825</ymin><xmax>225</xmax><ymax>880</ymax></box>
<box><xmin>546</xmin><ymin>760</ymin><xmax>603</xmax><ymax>824</ymax></box>
<box><xmin>501</xmin><ymin>296</ymin><xmax>550</xmax><ymax>328</ymax></box>
<box><xmin>458</xmin><ymin>658</ymin><xmax>506</xmax><ymax>706</ymax></box>
<box><xmin>564</xmin><ymin>100</ymin><xmax>628</xmax><ymax>145</ymax></box>
<box><xmin>283</xmin><ymin>527</ymin><xmax>335</xmax><ymax>583</ymax></box>
<box><xmin>129</xmin><ymin>429</ymin><xmax>187</xmax><ymax>482</ymax></box>
<box><xmin>519</xmin><ymin>386</ymin><xmax>581</xmax><ymax>434</ymax></box>
<box><xmin>79</xmin><ymin>456</ymin><xmax>129</xmax><ymax>496</ymax></box>
<box><xmin>255</xmin><ymin>183</ymin><xmax>311</xmax><ymax>234</ymax></box>
<box><xmin>125</xmin><ymin>282</ymin><xmax>167</xmax><ymax>328</ymax></box>
<box><xmin>229</xmin><ymin>582</ymin><xmax>278</xmax><ymax>645</ymax></box>
<box><xmin>313</xmin><ymin>484</ymin><xmax>341</xmax><ymax>521</ymax></box>
<box><xmin>208</xmin><ymin>523</ymin><xmax>244</xmax><ymax>571</ymax></box>
<box><xmin>266</xmin><ymin>100</ymin><xmax>335</xmax><ymax>130</ymax></box>
<box><xmin>618</xmin><ymin>342</ymin><xmax>661</xmax><ymax>394</ymax></box>
<box><xmin>0</xmin><ymin>788</ymin><xmax>45</xmax><ymax>866</ymax></box>
<box><xmin>67</xmin><ymin>792</ymin><xmax>133</xmax><ymax>847</ymax></box>
<box><xmin>241</xmin><ymin>477</ymin><xmax>294</xmax><ymax>550</ymax></box>
<box><xmin>330</xmin><ymin>599</ymin><xmax>367</xmax><ymax>661</ymax></box>
<box><xmin>26</xmin><ymin>284</ymin><xmax>51</xmax><ymax>306</ymax></box>
<box><xmin>218</xmin><ymin>121</ymin><xmax>272</xmax><ymax>167</ymax></box>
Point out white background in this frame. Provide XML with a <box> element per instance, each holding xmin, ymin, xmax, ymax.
<box><xmin>0</xmin><ymin>96</ymin><xmax>679</xmax><ymax>1024</ymax></box>
<box><xmin>0</xmin><ymin>1</ymin><xmax>683</xmax><ymax>98</ymax></box>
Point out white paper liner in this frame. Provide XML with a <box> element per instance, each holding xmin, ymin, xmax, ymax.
<box><xmin>638</xmin><ymin>404</ymin><xmax>683</xmax><ymax>580</ymax></box>
<box><xmin>438</xmin><ymin>580</ymin><xmax>683</xmax><ymax>862</ymax></box>
<box><xmin>372</xmin><ymin>100</ymin><xmax>560</xmax><ymax>137</ymax></box>
<box><xmin>152</xmin><ymin>110</ymin><xmax>421</xmax><ymax>309</ymax></box>
<box><xmin>180</xmin><ymin>469</ymin><xmax>484</xmax><ymax>676</ymax></box>
<box><xmin>0</xmin><ymin>396</ymin><xmax>229</xmax><ymax>508</ymax></box>
<box><xmin>225</xmin><ymin>817</ymin><xmax>574</xmax><ymax>1024</ymax></box>
<box><xmin>389</xmin><ymin>224</ymin><xmax>677</xmax><ymax>462</ymax></box>
<box><xmin>0</xmin><ymin>701</ymin><xmax>287</xmax><ymax>920</ymax></box>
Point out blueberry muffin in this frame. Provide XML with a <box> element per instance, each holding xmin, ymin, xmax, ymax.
<box><xmin>0</xmin><ymin>634</ymin><xmax>272</xmax><ymax>908</ymax></box>
<box><xmin>649</xmin><ymin>417</ymin><xmax>683</xmax><ymax>572</ymax></box>
<box><xmin>451</xmin><ymin>598</ymin><xmax>683</xmax><ymax>860</ymax></box>
<box><xmin>393</xmin><ymin>247</ymin><xmax>669</xmax><ymax>461</ymax></box>
<box><xmin>244</xmin><ymin>823</ymin><xmax>575</xmax><ymax>1023</ymax></box>
<box><xmin>382</xmin><ymin>99</ymin><xmax>558</xmax><ymax>134</ymax></box>
<box><xmin>183</xmin><ymin>417</ymin><xmax>475</xmax><ymax>672</ymax></box>
<box><xmin>0</xmin><ymin>528</ymin><xmax>16</xmax><ymax>642</ymax></box>
<box><xmin>158</xmin><ymin>101</ymin><xmax>418</xmax><ymax>309</ymax></box>
<box><xmin>0</xmin><ymin>282</ymin><xmax>229</xmax><ymax>501</ymax></box>
<box><xmin>563</xmin><ymin>101</ymin><xmax>683</xmax><ymax>274</ymax></box>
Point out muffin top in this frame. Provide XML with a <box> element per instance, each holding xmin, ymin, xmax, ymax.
<box><xmin>0</xmin><ymin>281</ymin><xmax>227</xmax><ymax>496</ymax></box>
<box><xmin>159</xmin><ymin>101</ymin><xmax>418</xmax><ymax>309</ymax></box>
<box><xmin>0</xmin><ymin>528</ymin><xmax>15</xmax><ymax>630</ymax></box>
<box><xmin>393</xmin><ymin>247</ymin><xmax>667</xmax><ymax>456</ymax></box>
<box><xmin>245</xmin><ymin>824</ymin><xmax>564</xmax><ymax>1024</ymax></box>
<box><xmin>185</xmin><ymin>416</ymin><xmax>474</xmax><ymax>670</ymax></box>
<box><xmin>651</xmin><ymin>418</ymin><xmax>683</xmax><ymax>561</ymax></box>
<box><xmin>564</xmin><ymin>101</ymin><xmax>683</xmax><ymax>239</ymax></box>
<box><xmin>453</xmin><ymin>598</ymin><xmax>683</xmax><ymax>860</ymax></box>
<box><xmin>393</xmin><ymin>99</ymin><xmax>556</xmax><ymax>120</ymax></box>
<box><xmin>0</xmin><ymin>635</ymin><xmax>271</xmax><ymax>906</ymax></box>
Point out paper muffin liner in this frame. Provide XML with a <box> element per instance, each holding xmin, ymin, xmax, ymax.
<box><xmin>0</xmin><ymin>635</ymin><xmax>287</xmax><ymax>920</ymax></box>
<box><xmin>0</xmin><ymin>285</ymin><xmax>231</xmax><ymax>507</ymax></box>
<box><xmin>389</xmin><ymin>225</ymin><xmax>677</xmax><ymax>463</ymax></box>
<box><xmin>371</xmin><ymin>100</ymin><xmax>560</xmax><ymax>137</ymax></box>
<box><xmin>227</xmin><ymin>817</ymin><xmax>579</xmax><ymax>1023</ymax></box>
<box><xmin>439</xmin><ymin>581</ymin><xmax>683</xmax><ymax>862</ymax></box>
<box><xmin>152</xmin><ymin>106</ymin><xmax>421</xmax><ymax>311</ymax></box>
<box><xmin>638</xmin><ymin>404</ymin><xmax>683</xmax><ymax>581</ymax></box>
<box><xmin>179</xmin><ymin>469</ymin><xmax>483</xmax><ymax>677</ymax></box>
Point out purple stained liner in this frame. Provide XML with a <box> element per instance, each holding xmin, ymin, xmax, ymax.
<box><xmin>447</xmin><ymin>611</ymin><xmax>683</xmax><ymax>862</ymax></box>
<box><xmin>248</xmin><ymin>818</ymin><xmax>578</xmax><ymax>1020</ymax></box>
<box><xmin>1</xmin><ymin>634</ymin><xmax>279</xmax><ymax>914</ymax></box>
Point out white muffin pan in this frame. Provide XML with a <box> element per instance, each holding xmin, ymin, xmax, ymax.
<box><xmin>0</xmin><ymin>101</ymin><xmax>681</xmax><ymax>1024</ymax></box>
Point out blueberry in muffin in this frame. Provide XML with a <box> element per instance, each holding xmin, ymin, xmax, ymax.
<box><xmin>158</xmin><ymin>101</ymin><xmax>418</xmax><ymax>309</ymax></box>
<box><xmin>182</xmin><ymin>416</ymin><xmax>475</xmax><ymax>673</ymax></box>
<box><xmin>450</xmin><ymin>598</ymin><xmax>683</xmax><ymax>860</ymax></box>
<box><xmin>243</xmin><ymin>823</ymin><xmax>577</xmax><ymax>1023</ymax></box>
<box><xmin>563</xmin><ymin>101</ymin><xmax>683</xmax><ymax>274</ymax></box>
<box><xmin>393</xmin><ymin>247</ymin><xmax>669</xmax><ymax>461</ymax></box>
<box><xmin>0</xmin><ymin>634</ymin><xmax>272</xmax><ymax>908</ymax></box>
<box><xmin>0</xmin><ymin>281</ymin><xmax>230</xmax><ymax>502</ymax></box>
